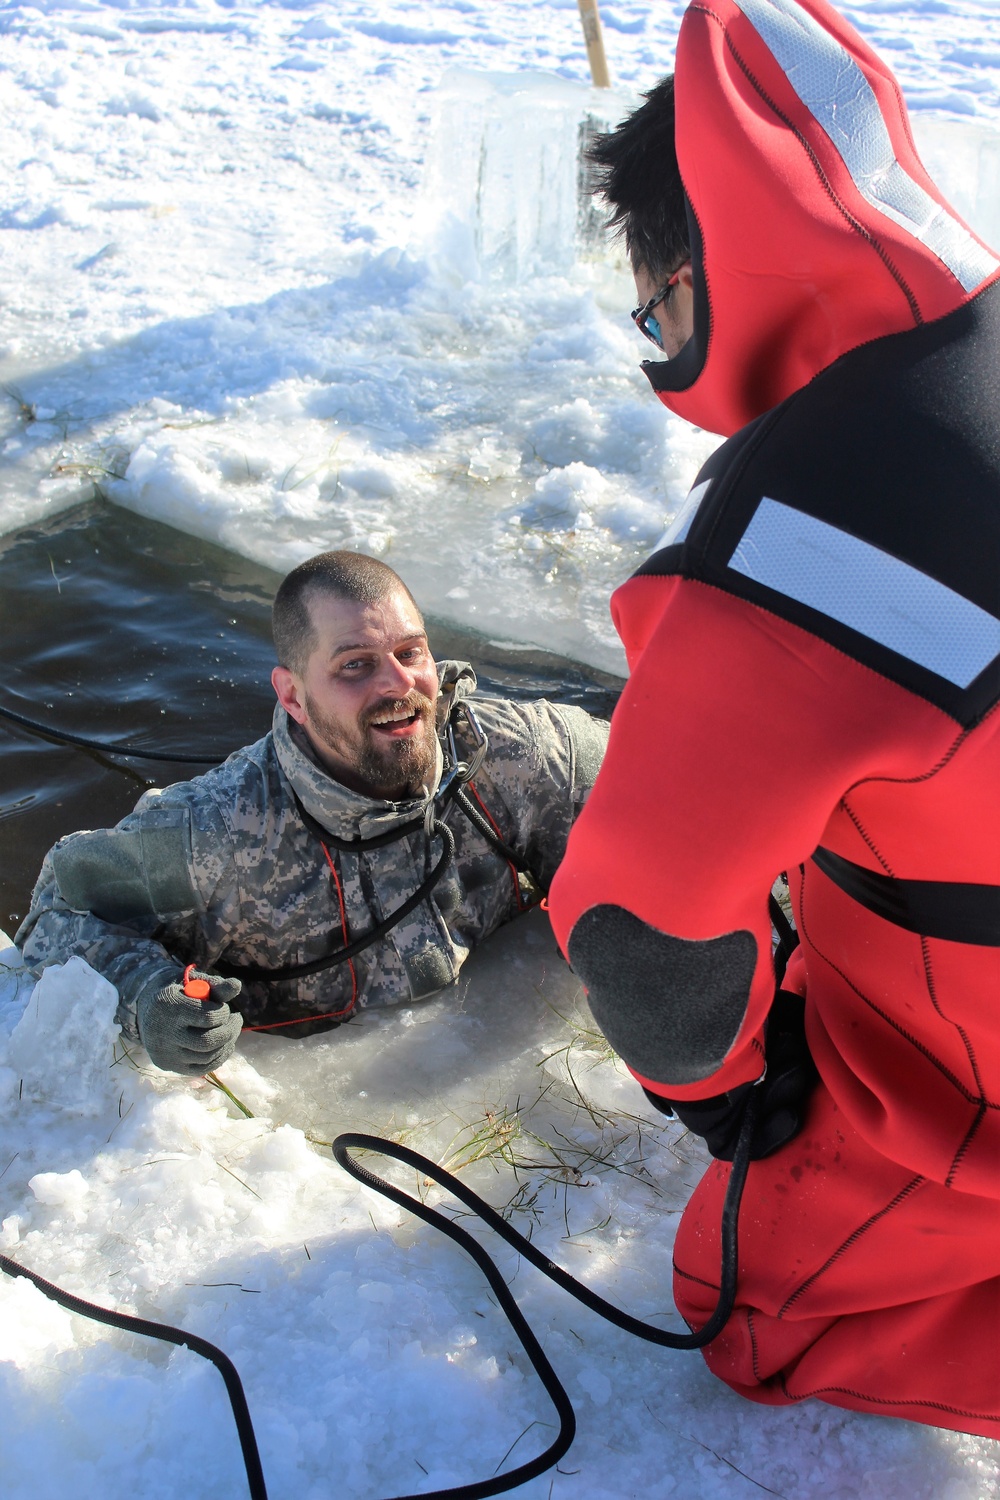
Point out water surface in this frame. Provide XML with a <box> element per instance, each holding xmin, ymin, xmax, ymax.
<box><xmin>0</xmin><ymin>500</ymin><xmax>621</xmax><ymax>930</ymax></box>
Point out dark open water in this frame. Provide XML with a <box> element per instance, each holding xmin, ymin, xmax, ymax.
<box><xmin>0</xmin><ymin>500</ymin><xmax>622</xmax><ymax>932</ymax></box>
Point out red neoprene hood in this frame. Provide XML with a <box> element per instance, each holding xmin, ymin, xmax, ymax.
<box><xmin>648</xmin><ymin>0</ymin><xmax>1000</xmax><ymax>436</ymax></box>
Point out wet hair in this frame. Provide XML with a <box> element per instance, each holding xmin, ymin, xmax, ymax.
<box><xmin>587</xmin><ymin>75</ymin><xmax>690</xmax><ymax>284</ymax></box>
<box><xmin>272</xmin><ymin>551</ymin><xmax>422</xmax><ymax>675</ymax></box>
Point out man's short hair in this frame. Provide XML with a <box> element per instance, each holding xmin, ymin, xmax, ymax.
<box><xmin>588</xmin><ymin>76</ymin><xmax>689</xmax><ymax>284</ymax></box>
<box><xmin>273</xmin><ymin>551</ymin><xmax>421</xmax><ymax>674</ymax></box>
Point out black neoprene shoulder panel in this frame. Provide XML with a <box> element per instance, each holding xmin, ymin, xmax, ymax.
<box><xmin>638</xmin><ymin>280</ymin><xmax>1000</xmax><ymax>727</ymax></box>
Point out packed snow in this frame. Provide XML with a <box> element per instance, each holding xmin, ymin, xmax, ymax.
<box><xmin>3</xmin><ymin>1</ymin><xmax>1000</xmax><ymax>1497</ymax></box>
<box><xmin>3</xmin><ymin>919</ymin><xmax>998</xmax><ymax>1500</ymax></box>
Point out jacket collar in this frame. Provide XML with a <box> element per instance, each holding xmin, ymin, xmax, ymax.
<box><xmin>271</xmin><ymin>660</ymin><xmax>476</xmax><ymax>840</ymax></box>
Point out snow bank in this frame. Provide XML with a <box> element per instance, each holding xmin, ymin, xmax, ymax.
<box><xmin>5</xmin><ymin>958</ymin><xmax>120</xmax><ymax>1116</ymax></box>
<box><xmin>0</xmin><ymin>920</ymin><xmax>997</xmax><ymax>1499</ymax></box>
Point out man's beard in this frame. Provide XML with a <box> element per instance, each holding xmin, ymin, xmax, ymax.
<box><xmin>306</xmin><ymin>689</ymin><xmax>438</xmax><ymax>798</ymax></box>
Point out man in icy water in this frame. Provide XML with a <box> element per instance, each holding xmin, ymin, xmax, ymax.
<box><xmin>548</xmin><ymin>0</ymin><xmax>1000</xmax><ymax>1443</ymax></box>
<box><xmin>17</xmin><ymin>550</ymin><xmax>608</xmax><ymax>1071</ymax></box>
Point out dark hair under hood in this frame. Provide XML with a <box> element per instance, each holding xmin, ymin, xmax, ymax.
<box><xmin>653</xmin><ymin>0</ymin><xmax>1000</xmax><ymax>437</ymax></box>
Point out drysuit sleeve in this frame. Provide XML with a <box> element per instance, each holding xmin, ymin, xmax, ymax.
<box><xmin>468</xmin><ymin>697</ymin><xmax>610</xmax><ymax>893</ymax></box>
<box><xmin>546</xmin><ymin>573</ymin><xmax>942</xmax><ymax>1103</ymax></box>
<box><xmin>16</xmin><ymin>782</ymin><xmax>241</xmax><ymax>1044</ymax></box>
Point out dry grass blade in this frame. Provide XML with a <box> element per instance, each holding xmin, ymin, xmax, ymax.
<box><xmin>205</xmin><ymin>1071</ymin><xmax>255</xmax><ymax>1119</ymax></box>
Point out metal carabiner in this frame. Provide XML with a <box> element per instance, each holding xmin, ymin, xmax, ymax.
<box><xmin>428</xmin><ymin>699</ymin><xmax>490</xmax><ymax>836</ymax></box>
<box><xmin>451</xmin><ymin>699</ymin><xmax>489</xmax><ymax>784</ymax></box>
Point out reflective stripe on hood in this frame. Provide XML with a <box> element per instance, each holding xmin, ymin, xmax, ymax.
<box><xmin>645</xmin><ymin>0</ymin><xmax>1000</xmax><ymax>435</ymax></box>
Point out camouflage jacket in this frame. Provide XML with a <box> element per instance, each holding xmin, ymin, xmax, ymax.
<box><xmin>17</xmin><ymin>664</ymin><xmax>608</xmax><ymax>1040</ymax></box>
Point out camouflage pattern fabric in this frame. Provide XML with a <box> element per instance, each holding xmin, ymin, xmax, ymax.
<box><xmin>17</xmin><ymin>663</ymin><xmax>608</xmax><ymax>1040</ymax></box>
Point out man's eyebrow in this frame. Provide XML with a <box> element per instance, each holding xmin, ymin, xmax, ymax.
<box><xmin>330</xmin><ymin>631</ymin><xmax>427</xmax><ymax>656</ymax></box>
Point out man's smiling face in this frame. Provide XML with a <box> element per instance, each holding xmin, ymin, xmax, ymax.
<box><xmin>272</xmin><ymin>586</ymin><xmax>440</xmax><ymax>800</ymax></box>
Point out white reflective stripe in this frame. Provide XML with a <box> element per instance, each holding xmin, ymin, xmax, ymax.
<box><xmin>649</xmin><ymin>479</ymin><xmax>711</xmax><ymax>556</ymax></box>
<box><xmin>732</xmin><ymin>0</ymin><xmax>999</xmax><ymax>293</ymax></box>
<box><xmin>729</xmin><ymin>498</ymin><xmax>1000</xmax><ymax>686</ymax></box>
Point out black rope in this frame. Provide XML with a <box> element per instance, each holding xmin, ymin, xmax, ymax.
<box><xmin>336</xmin><ymin>1085</ymin><xmax>757</xmax><ymax>1351</ymax></box>
<box><xmin>0</xmin><ymin>1251</ymin><xmax>267</xmax><ymax>1500</ymax></box>
<box><xmin>216</xmin><ymin>818</ymin><xmax>455</xmax><ymax>982</ymax></box>
<box><xmin>0</xmin><ymin>1085</ymin><xmax>759</xmax><ymax>1500</ymax></box>
<box><xmin>329</xmin><ymin>1087</ymin><xmax>759</xmax><ymax>1497</ymax></box>
<box><xmin>339</xmin><ymin>1143</ymin><xmax>576</xmax><ymax>1499</ymax></box>
<box><xmin>0</xmin><ymin>701</ymin><xmax>226</xmax><ymax>764</ymax></box>
<box><xmin>291</xmin><ymin>789</ymin><xmax>430</xmax><ymax>852</ymax></box>
<box><xmin>0</xmin><ymin>1084</ymin><xmax>759</xmax><ymax>1500</ymax></box>
<box><xmin>219</xmin><ymin>779</ymin><xmax>532</xmax><ymax>986</ymax></box>
<box><xmin>451</xmin><ymin>784</ymin><xmax>530</xmax><ymax>873</ymax></box>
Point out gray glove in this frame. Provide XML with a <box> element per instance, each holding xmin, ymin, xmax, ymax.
<box><xmin>136</xmin><ymin>968</ymin><xmax>243</xmax><ymax>1076</ymax></box>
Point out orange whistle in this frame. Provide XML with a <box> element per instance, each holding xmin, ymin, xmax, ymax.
<box><xmin>182</xmin><ymin>964</ymin><xmax>212</xmax><ymax>1001</ymax></box>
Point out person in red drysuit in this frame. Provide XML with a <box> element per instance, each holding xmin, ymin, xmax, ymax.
<box><xmin>547</xmin><ymin>0</ymin><xmax>1000</xmax><ymax>1438</ymax></box>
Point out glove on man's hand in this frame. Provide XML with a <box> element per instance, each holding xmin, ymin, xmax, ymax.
<box><xmin>643</xmin><ymin>990</ymin><xmax>818</xmax><ymax>1162</ymax></box>
<box><xmin>136</xmin><ymin>969</ymin><xmax>243</xmax><ymax>1076</ymax></box>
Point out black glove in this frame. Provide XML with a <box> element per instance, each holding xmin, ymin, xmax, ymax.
<box><xmin>643</xmin><ymin>990</ymin><xmax>818</xmax><ymax>1162</ymax></box>
<box><xmin>136</xmin><ymin>968</ymin><xmax>243</xmax><ymax>1076</ymax></box>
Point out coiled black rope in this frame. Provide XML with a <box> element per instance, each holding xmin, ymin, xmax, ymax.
<box><xmin>330</xmin><ymin>1084</ymin><xmax>760</xmax><ymax>1498</ymax></box>
<box><xmin>0</xmin><ymin>1251</ymin><xmax>267</xmax><ymax>1500</ymax></box>
<box><xmin>0</xmin><ymin>701</ymin><xmax>225</xmax><ymax>764</ymax></box>
<box><xmin>0</xmin><ymin>1086</ymin><xmax>758</xmax><ymax>1500</ymax></box>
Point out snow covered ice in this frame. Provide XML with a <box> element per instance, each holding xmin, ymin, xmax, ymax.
<box><xmin>4</xmin><ymin>0</ymin><xmax>1000</xmax><ymax>671</ymax></box>
<box><xmin>3</xmin><ymin>919</ymin><xmax>998</xmax><ymax>1500</ymax></box>
<box><xmin>3</xmin><ymin>1</ymin><xmax>1000</xmax><ymax>1496</ymax></box>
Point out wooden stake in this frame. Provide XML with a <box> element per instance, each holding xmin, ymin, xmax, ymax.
<box><xmin>577</xmin><ymin>0</ymin><xmax>611</xmax><ymax>88</ymax></box>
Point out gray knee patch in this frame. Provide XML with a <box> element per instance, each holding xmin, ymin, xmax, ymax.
<box><xmin>568</xmin><ymin>904</ymin><xmax>756</xmax><ymax>1085</ymax></box>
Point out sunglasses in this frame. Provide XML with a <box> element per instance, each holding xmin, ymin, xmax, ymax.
<box><xmin>631</xmin><ymin>268</ymin><xmax>683</xmax><ymax>350</ymax></box>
